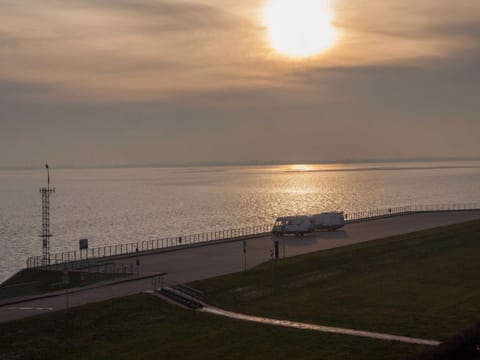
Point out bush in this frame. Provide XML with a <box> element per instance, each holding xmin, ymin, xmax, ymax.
<box><xmin>412</xmin><ymin>322</ymin><xmax>480</xmax><ymax>360</ymax></box>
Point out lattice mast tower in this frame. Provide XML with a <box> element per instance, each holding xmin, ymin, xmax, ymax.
<box><xmin>40</xmin><ymin>164</ymin><xmax>55</xmax><ymax>266</ymax></box>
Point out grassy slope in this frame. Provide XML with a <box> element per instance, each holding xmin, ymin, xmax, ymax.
<box><xmin>0</xmin><ymin>269</ymin><xmax>125</xmax><ymax>300</ymax></box>
<box><xmin>0</xmin><ymin>294</ymin><xmax>420</xmax><ymax>360</ymax></box>
<box><xmin>193</xmin><ymin>220</ymin><xmax>480</xmax><ymax>340</ymax></box>
<box><xmin>1</xmin><ymin>220</ymin><xmax>480</xmax><ymax>359</ymax></box>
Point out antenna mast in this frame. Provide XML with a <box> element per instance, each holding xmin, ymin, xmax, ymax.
<box><xmin>40</xmin><ymin>164</ymin><xmax>55</xmax><ymax>266</ymax></box>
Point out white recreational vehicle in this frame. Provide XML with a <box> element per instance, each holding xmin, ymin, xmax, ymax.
<box><xmin>271</xmin><ymin>216</ymin><xmax>315</xmax><ymax>236</ymax></box>
<box><xmin>310</xmin><ymin>211</ymin><xmax>345</xmax><ymax>231</ymax></box>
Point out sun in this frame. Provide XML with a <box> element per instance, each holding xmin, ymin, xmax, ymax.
<box><xmin>262</xmin><ymin>0</ymin><xmax>337</xmax><ymax>59</ymax></box>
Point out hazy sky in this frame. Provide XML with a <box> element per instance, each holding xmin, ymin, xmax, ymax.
<box><xmin>1</xmin><ymin>0</ymin><xmax>479</xmax><ymax>167</ymax></box>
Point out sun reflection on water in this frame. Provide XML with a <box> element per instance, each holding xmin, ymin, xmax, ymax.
<box><xmin>288</xmin><ymin>164</ymin><xmax>316</xmax><ymax>172</ymax></box>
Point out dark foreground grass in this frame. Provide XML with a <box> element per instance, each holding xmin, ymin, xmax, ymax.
<box><xmin>0</xmin><ymin>294</ymin><xmax>423</xmax><ymax>360</ymax></box>
<box><xmin>1</xmin><ymin>220</ymin><xmax>480</xmax><ymax>359</ymax></box>
<box><xmin>0</xmin><ymin>269</ymin><xmax>125</xmax><ymax>300</ymax></box>
<box><xmin>193</xmin><ymin>219</ymin><xmax>480</xmax><ymax>342</ymax></box>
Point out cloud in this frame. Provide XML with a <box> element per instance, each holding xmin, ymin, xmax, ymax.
<box><xmin>88</xmin><ymin>0</ymin><xmax>234</xmax><ymax>32</ymax></box>
<box><xmin>329</xmin><ymin>0</ymin><xmax>480</xmax><ymax>69</ymax></box>
<box><xmin>0</xmin><ymin>0</ymin><xmax>479</xmax><ymax>102</ymax></box>
<box><xmin>0</xmin><ymin>79</ymin><xmax>63</xmax><ymax>101</ymax></box>
<box><xmin>0</xmin><ymin>0</ymin><xmax>267</xmax><ymax>100</ymax></box>
<box><xmin>283</xmin><ymin>46</ymin><xmax>480</xmax><ymax>115</ymax></box>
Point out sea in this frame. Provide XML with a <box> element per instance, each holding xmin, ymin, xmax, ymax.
<box><xmin>1</xmin><ymin>161</ymin><xmax>480</xmax><ymax>283</ymax></box>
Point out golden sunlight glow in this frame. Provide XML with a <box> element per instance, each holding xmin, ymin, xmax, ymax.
<box><xmin>262</xmin><ymin>0</ymin><xmax>337</xmax><ymax>59</ymax></box>
<box><xmin>288</xmin><ymin>164</ymin><xmax>315</xmax><ymax>172</ymax></box>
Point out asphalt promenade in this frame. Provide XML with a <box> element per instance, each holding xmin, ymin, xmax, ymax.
<box><xmin>1</xmin><ymin>211</ymin><xmax>479</xmax><ymax>323</ymax></box>
<box><xmin>109</xmin><ymin>210</ymin><xmax>480</xmax><ymax>283</ymax></box>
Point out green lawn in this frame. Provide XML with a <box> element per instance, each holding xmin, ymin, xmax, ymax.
<box><xmin>0</xmin><ymin>294</ymin><xmax>423</xmax><ymax>360</ymax></box>
<box><xmin>1</xmin><ymin>219</ymin><xmax>480</xmax><ymax>359</ymax></box>
<box><xmin>193</xmin><ymin>219</ymin><xmax>480</xmax><ymax>341</ymax></box>
<box><xmin>0</xmin><ymin>269</ymin><xmax>126</xmax><ymax>300</ymax></box>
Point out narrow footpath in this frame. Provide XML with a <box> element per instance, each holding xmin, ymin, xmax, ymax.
<box><xmin>201</xmin><ymin>306</ymin><xmax>441</xmax><ymax>346</ymax></box>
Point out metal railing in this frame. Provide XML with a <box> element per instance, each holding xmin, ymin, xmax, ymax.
<box><xmin>154</xmin><ymin>276</ymin><xmax>205</xmax><ymax>309</ymax></box>
<box><xmin>27</xmin><ymin>224</ymin><xmax>272</xmax><ymax>269</ymax></box>
<box><xmin>154</xmin><ymin>276</ymin><xmax>204</xmax><ymax>300</ymax></box>
<box><xmin>46</xmin><ymin>259</ymin><xmax>138</xmax><ymax>273</ymax></box>
<box><xmin>344</xmin><ymin>202</ymin><xmax>480</xmax><ymax>222</ymax></box>
<box><xmin>26</xmin><ymin>202</ymin><xmax>480</xmax><ymax>269</ymax></box>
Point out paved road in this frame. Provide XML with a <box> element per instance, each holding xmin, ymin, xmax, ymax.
<box><xmin>1</xmin><ymin>211</ymin><xmax>479</xmax><ymax>323</ymax></box>
<box><xmin>111</xmin><ymin>210</ymin><xmax>480</xmax><ymax>283</ymax></box>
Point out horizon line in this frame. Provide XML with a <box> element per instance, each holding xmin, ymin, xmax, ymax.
<box><xmin>1</xmin><ymin>156</ymin><xmax>480</xmax><ymax>171</ymax></box>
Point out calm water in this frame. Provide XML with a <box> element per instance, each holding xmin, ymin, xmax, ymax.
<box><xmin>1</xmin><ymin>161</ymin><xmax>480</xmax><ymax>282</ymax></box>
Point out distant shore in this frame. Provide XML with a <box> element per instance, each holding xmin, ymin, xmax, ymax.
<box><xmin>1</xmin><ymin>157</ymin><xmax>480</xmax><ymax>171</ymax></box>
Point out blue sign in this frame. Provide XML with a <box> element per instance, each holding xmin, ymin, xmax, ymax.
<box><xmin>79</xmin><ymin>238</ymin><xmax>88</xmax><ymax>250</ymax></box>
<box><xmin>62</xmin><ymin>271</ymin><xmax>70</xmax><ymax>286</ymax></box>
